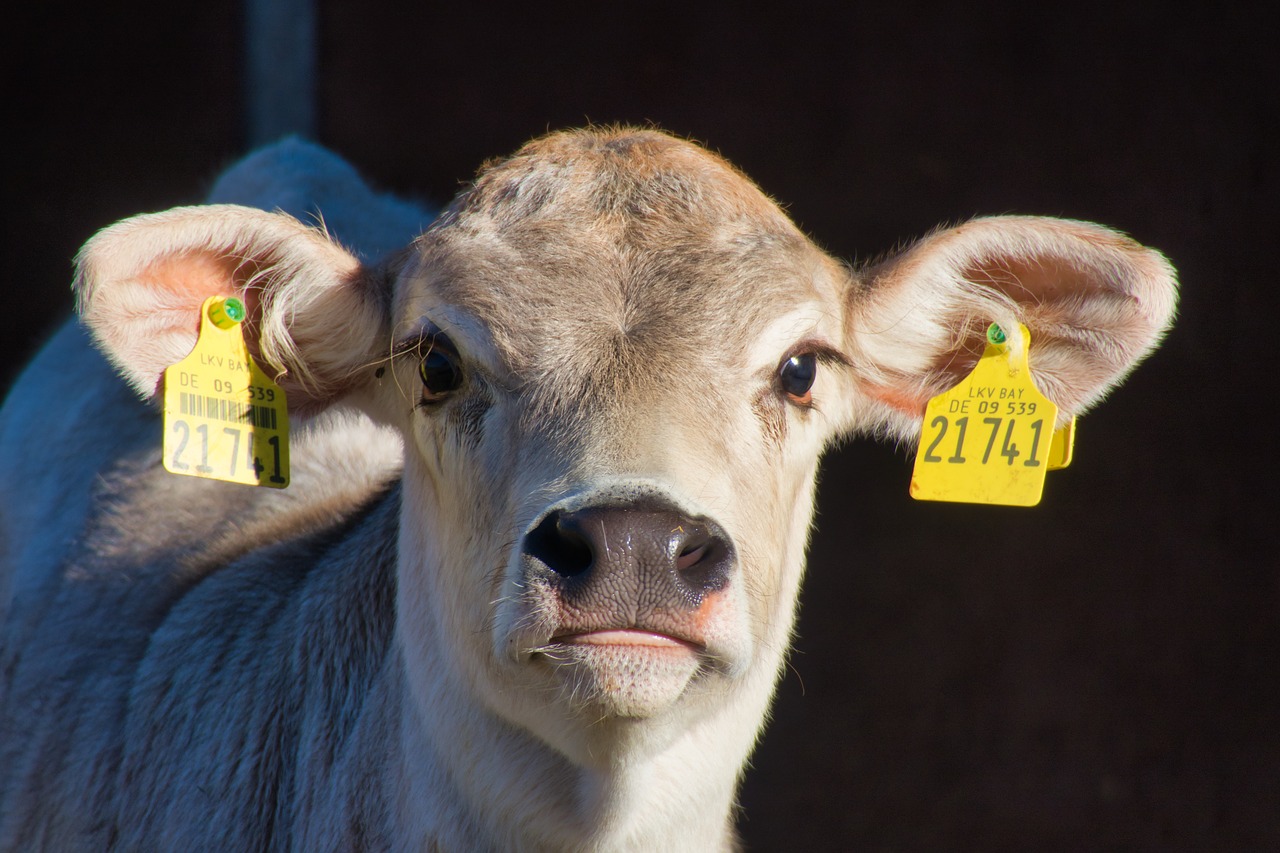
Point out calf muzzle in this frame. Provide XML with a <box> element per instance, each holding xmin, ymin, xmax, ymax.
<box><xmin>523</xmin><ymin>497</ymin><xmax>735</xmax><ymax>616</ymax></box>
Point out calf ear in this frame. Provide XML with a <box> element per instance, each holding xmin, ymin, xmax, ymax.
<box><xmin>844</xmin><ymin>216</ymin><xmax>1178</xmax><ymax>440</ymax></box>
<box><xmin>74</xmin><ymin>204</ymin><xmax>389</xmax><ymax>411</ymax></box>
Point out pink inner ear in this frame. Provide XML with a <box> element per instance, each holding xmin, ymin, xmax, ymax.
<box><xmin>921</xmin><ymin>251</ymin><xmax>1126</xmax><ymax>397</ymax></box>
<box><xmin>141</xmin><ymin>251</ymin><xmax>262</xmax><ymax>327</ymax></box>
<box><xmin>77</xmin><ymin>204</ymin><xmax>385</xmax><ymax>409</ymax></box>
<box><xmin>85</xmin><ymin>249</ymin><xmax>269</xmax><ymax>400</ymax></box>
<box><xmin>962</xmin><ymin>256</ymin><xmax>1107</xmax><ymax>305</ymax></box>
<box><xmin>136</xmin><ymin>250</ymin><xmax>272</xmax><ymax>377</ymax></box>
<box><xmin>851</xmin><ymin>216</ymin><xmax>1176</xmax><ymax>435</ymax></box>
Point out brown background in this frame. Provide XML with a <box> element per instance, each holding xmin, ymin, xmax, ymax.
<box><xmin>5</xmin><ymin>2</ymin><xmax>1276</xmax><ymax>850</ymax></box>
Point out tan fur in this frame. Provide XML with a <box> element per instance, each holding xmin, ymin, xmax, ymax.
<box><xmin>0</xmin><ymin>128</ymin><xmax>1177</xmax><ymax>851</ymax></box>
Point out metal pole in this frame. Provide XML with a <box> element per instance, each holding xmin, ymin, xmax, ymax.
<box><xmin>245</xmin><ymin>0</ymin><xmax>317</xmax><ymax>146</ymax></box>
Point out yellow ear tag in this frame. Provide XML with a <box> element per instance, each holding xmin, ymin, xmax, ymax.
<box><xmin>162</xmin><ymin>296</ymin><xmax>289</xmax><ymax>487</ymax></box>
<box><xmin>910</xmin><ymin>323</ymin><xmax>1057</xmax><ymax>506</ymax></box>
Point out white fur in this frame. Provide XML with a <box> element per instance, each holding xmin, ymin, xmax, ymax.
<box><xmin>0</xmin><ymin>130</ymin><xmax>1177</xmax><ymax>851</ymax></box>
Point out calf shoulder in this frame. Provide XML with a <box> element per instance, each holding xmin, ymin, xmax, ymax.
<box><xmin>0</xmin><ymin>324</ymin><xmax>406</xmax><ymax>849</ymax></box>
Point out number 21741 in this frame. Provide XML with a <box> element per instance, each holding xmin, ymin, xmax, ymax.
<box><xmin>922</xmin><ymin>415</ymin><xmax>1047</xmax><ymax>467</ymax></box>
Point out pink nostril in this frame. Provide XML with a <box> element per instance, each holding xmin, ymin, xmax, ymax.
<box><xmin>675</xmin><ymin>542</ymin><xmax>708</xmax><ymax>573</ymax></box>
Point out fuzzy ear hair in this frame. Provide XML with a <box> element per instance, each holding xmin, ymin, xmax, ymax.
<box><xmin>844</xmin><ymin>216</ymin><xmax>1178</xmax><ymax>440</ymax></box>
<box><xmin>74</xmin><ymin>204</ymin><xmax>389</xmax><ymax>411</ymax></box>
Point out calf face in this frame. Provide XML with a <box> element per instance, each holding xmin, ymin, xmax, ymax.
<box><xmin>58</xmin><ymin>127</ymin><xmax>1176</xmax><ymax>844</ymax></box>
<box><xmin>381</xmin><ymin>134</ymin><xmax>860</xmax><ymax>761</ymax></box>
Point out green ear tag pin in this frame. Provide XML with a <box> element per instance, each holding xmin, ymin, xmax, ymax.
<box><xmin>207</xmin><ymin>295</ymin><xmax>246</xmax><ymax>329</ymax></box>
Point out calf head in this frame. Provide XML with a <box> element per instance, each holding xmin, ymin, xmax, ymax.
<box><xmin>74</xmin><ymin>129</ymin><xmax>1176</xmax><ymax>769</ymax></box>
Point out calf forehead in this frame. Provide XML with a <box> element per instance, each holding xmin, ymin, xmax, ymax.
<box><xmin>398</xmin><ymin>128</ymin><xmax>837</xmax><ymax>397</ymax></box>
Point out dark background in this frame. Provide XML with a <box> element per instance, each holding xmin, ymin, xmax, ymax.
<box><xmin>5</xmin><ymin>2</ymin><xmax>1276</xmax><ymax>850</ymax></box>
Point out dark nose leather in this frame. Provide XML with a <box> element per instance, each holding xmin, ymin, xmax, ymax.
<box><xmin>523</xmin><ymin>498</ymin><xmax>734</xmax><ymax>612</ymax></box>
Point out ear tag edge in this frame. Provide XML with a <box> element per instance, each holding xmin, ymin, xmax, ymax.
<box><xmin>161</xmin><ymin>296</ymin><xmax>290</xmax><ymax>488</ymax></box>
<box><xmin>909</xmin><ymin>322</ymin><xmax>1058</xmax><ymax>507</ymax></box>
<box><xmin>1047</xmin><ymin>416</ymin><xmax>1077</xmax><ymax>471</ymax></box>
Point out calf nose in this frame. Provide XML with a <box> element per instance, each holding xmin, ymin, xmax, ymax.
<box><xmin>523</xmin><ymin>499</ymin><xmax>734</xmax><ymax>608</ymax></box>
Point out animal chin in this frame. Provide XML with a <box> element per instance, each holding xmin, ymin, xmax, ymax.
<box><xmin>537</xmin><ymin>630</ymin><xmax>705</xmax><ymax>718</ymax></box>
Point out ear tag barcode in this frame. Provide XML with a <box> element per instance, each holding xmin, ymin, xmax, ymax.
<box><xmin>910</xmin><ymin>323</ymin><xmax>1059</xmax><ymax>507</ymax></box>
<box><xmin>162</xmin><ymin>296</ymin><xmax>289</xmax><ymax>488</ymax></box>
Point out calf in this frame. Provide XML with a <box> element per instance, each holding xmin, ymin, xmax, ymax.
<box><xmin>0</xmin><ymin>128</ymin><xmax>1177</xmax><ymax>851</ymax></box>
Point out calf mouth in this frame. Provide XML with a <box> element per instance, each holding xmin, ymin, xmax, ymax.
<box><xmin>549</xmin><ymin>628</ymin><xmax>703</xmax><ymax>652</ymax></box>
<box><xmin>503</xmin><ymin>591</ymin><xmax>746</xmax><ymax>720</ymax></box>
<box><xmin>529</xmin><ymin>626</ymin><xmax>711</xmax><ymax>719</ymax></box>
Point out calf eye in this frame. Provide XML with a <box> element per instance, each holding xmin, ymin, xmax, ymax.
<box><xmin>419</xmin><ymin>347</ymin><xmax>463</xmax><ymax>402</ymax></box>
<box><xmin>778</xmin><ymin>352</ymin><xmax>817</xmax><ymax>406</ymax></box>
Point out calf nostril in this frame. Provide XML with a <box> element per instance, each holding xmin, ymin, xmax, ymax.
<box><xmin>525</xmin><ymin>511</ymin><xmax>594</xmax><ymax>578</ymax></box>
<box><xmin>675</xmin><ymin>543</ymin><xmax>707</xmax><ymax>572</ymax></box>
<box><xmin>671</xmin><ymin>523</ymin><xmax>731</xmax><ymax>597</ymax></box>
<box><xmin>674</xmin><ymin>529</ymin><xmax>711</xmax><ymax>573</ymax></box>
